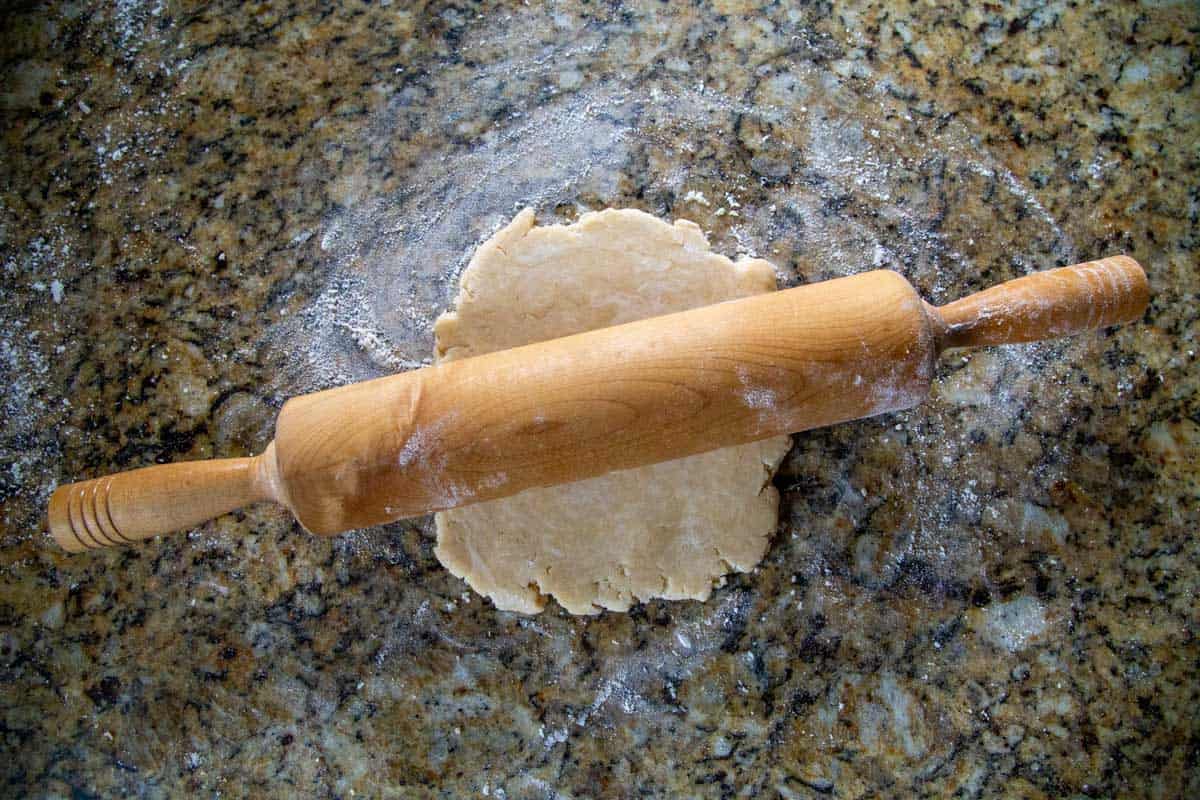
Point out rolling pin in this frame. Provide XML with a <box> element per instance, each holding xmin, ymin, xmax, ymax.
<box><xmin>48</xmin><ymin>256</ymin><xmax>1148</xmax><ymax>553</ymax></box>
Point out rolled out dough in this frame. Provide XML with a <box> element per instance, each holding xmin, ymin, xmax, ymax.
<box><xmin>432</xmin><ymin>208</ymin><xmax>791</xmax><ymax>614</ymax></box>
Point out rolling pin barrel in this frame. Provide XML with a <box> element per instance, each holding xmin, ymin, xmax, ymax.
<box><xmin>275</xmin><ymin>269</ymin><xmax>937</xmax><ymax>533</ymax></box>
<box><xmin>46</xmin><ymin>256</ymin><xmax>1148</xmax><ymax>550</ymax></box>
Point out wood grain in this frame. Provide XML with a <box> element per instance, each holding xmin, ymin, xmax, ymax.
<box><xmin>937</xmin><ymin>256</ymin><xmax>1148</xmax><ymax>348</ymax></box>
<box><xmin>274</xmin><ymin>270</ymin><xmax>935</xmax><ymax>533</ymax></box>
<box><xmin>46</xmin><ymin>256</ymin><xmax>1148</xmax><ymax>550</ymax></box>
<box><xmin>47</xmin><ymin>448</ymin><xmax>283</xmax><ymax>553</ymax></box>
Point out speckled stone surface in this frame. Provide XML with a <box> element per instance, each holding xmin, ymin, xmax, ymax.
<box><xmin>2</xmin><ymin>1</ymin><xmax>1197</xmax><ymax>797</ymax></box>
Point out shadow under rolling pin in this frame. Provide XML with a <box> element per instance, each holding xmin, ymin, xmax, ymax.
<box><xmin>48</xmin><ymin>256</ymin><xmax>1149</xmax><ymax>553</ymax></box>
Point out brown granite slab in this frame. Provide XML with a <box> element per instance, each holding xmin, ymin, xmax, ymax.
<box><xmin>1</xmin><ymin>1</ymin><xmax>1196</xmax><ymax>797</ymax></box>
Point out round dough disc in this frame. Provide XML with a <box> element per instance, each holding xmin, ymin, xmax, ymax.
<box><xmin>432</xmin><ymin>208</ymin><xmax>791</xmax><ymax>614</ymax></box>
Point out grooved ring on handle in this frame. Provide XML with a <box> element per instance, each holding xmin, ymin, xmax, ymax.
<box><xmin>78</xmin><ymin>483</ymin><xmax>114</xmax><ymax>547</ymax></box>
<box><xmin>90</xmin><ymin>478</ymin><xmax>133</xmax><ymax>544</ymax></box>
<box><xmin>50</xmin><ymin>478</ymin><xmax>131</xmax><ymax>552</ymax></box>
<box><xmin>66</xmin><ymin>486</ymin><xmax>100</xmax><ymax>550</ymax></box>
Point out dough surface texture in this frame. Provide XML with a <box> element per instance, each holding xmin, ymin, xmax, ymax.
<box><xmin>432</xmin><ymin>208</ymin><xmax>791</xmax><ymax>614</ymax></box>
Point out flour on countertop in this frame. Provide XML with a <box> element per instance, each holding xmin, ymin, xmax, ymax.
<box><xmin>261</xmin><ymin>19</ymin><xmax>1086</xmax><ymax>607</ymax></box>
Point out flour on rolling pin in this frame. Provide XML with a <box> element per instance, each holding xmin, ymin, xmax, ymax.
<box><xmin>431</xmin><ymin>208</ymin><xmax>791</xmax><ymax>614</ymax></box>
<box><xmin>389</xmin><ymin>411</ymin><xmax>506</xmax><ymax>512</ymax></box>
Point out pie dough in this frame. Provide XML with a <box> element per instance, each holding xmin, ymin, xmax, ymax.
<box><xmin>432</xmin><ymin>208</ymin><xmax>791</xmax><ymax>614</ymax></box>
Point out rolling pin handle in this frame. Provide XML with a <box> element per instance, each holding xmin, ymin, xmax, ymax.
<box><xmin>933</xmin><ymin>256</ymin><xmax>1148</xmax><ymax>349</ymax></box>
<box><xmin>47</xmin><ymin>444</ymin><xmax>284</xmax><ymax>553</ymax></box>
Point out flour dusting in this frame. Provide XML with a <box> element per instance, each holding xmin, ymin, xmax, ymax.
<box><xmin>259</xmin><ymin>7</ymin><xmax>1086</xmax><ymax>604</ymax></box>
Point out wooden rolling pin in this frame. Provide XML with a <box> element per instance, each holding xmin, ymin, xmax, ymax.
<box><xmin>48</xmin><ymin>256</ymin><xmax>1148</xmax><ymax>553</ymax></box>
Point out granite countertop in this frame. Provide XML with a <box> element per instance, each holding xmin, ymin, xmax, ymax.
<box><xmin>2</xmin><ymin>1</ymin><xmax>1197</xmax><ymax>797</ymax></box>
